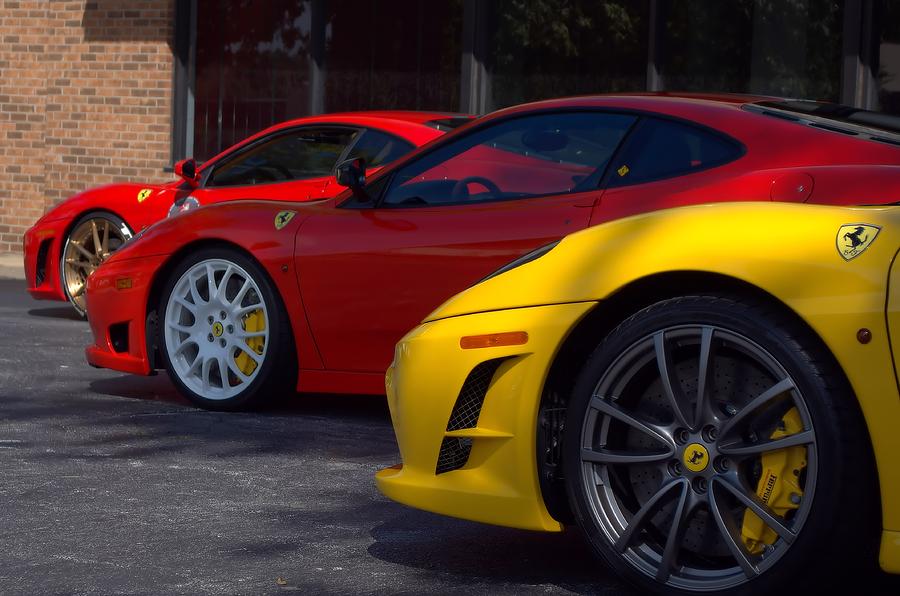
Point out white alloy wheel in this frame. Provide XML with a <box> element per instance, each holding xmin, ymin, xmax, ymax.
<box><xmin>163</xmin><ymin>258</ymin><xmax>270</xmax><ymax>401</ymax></box>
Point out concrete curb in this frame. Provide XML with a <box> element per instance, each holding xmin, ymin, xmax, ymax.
<box><xmin>0</xmin><ymin>253</ymin><xmax>25</xmax><ymax>280</ymax></box>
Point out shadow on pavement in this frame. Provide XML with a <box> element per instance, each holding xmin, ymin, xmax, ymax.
<box><xmin>27</xmin><ymin>306</ymin><xmax>85</xmax><ymax>321</ymax></box>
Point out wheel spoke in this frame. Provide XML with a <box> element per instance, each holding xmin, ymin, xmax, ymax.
<box><xmin>581</xmin><ymin>447</ymin><xmax>672</xmax><ymax>465</ymax></box>
<box><xmin>719</xmin><ymin>378</ymin><xmax>795</xmax><ymax>439</ymax></box>
<box><xmin>226</xmin><ymin>350</ymin><xmax>252</xmax><ymax>383</ymax></box>
<box><xmin>718</xmin><ymin>430</ymin><xmax>814</xmax><ymax>457</ymax></box>
<box><xmin>238</xmin><ymin>345</ymin><xmax>264</xmax><ymax>364</ymax></box>
<box><xmin>173</xmin><ymin>295</ymin><xmax>197</xmax><ymax>315</ymax></box>
<box><xmin>589</xmin><ymin>396</ymin><xmax>673</xmax><ymax>448</ymax></box>
<box><xmin>656</xmin><ymin>480</ymin><xmax>692</xmax><ymax>582</ymax></box>
<box><xmin>654</xmin><ymin>331</ymin><xmax>692</xmax><ymax>429</ymax></box>
<box><xmin>69</xmin><ymin>281</ymin><xmax>85</xmax><ymax>298</ymax></box>
<box><xmin>101</xmin><ymin>219</ymin><xmax>110</xmax><ymax>255</ymax></box>
<box><xmin>188</xmin><ymin>272</ymin><xmax>205</xmax><ymax>306</ymax></box>
<box><xmin>614</xmin><ymin>479</ymin><xmax>687</xmax><ymax>553</ymax></box>
<box><xmin>71</xmin><ymin>241</ymin><xmax>96</xmax><ymax>262</ymax></box>
<box><xmin>693</xmin><ymin>326</ymin><xmax>715</xmax><ymax>429</ymax></box>
<box><xmin>206</xmin><ymin>263</ymin><xmax>217</xmax><ymax>300</ymax></box>
<box><xmin>713</xmin><ymin>476</ymin><xmax>796</xmax><ymax>543</ymax></box>
<box><xmin>216</xmin><ymin>265</ymin><xmax>235</xmax><ymax>301</ymax></box>
<box><xmin>236</xmin><ymin>329</ymin><xmax>267</xmax><ymax>339</ymax></box>
<box><xmin>231</xmin><ymin>278</ymin><xmax>252</xmax><ymax>307</ymax></box>
<box><xmin>201</xmin><ymin>358</ymin><xmax>213</xmax><ymax>392</ymax></box>
<box><xmin>172</xmin><ymin>338</ymin><xmax>194</xmax><ymax>356</ymax></box>
<box><xmin>708</xmin><ymin>481</ymin><xmax>759</xmax><ymax>578</ymax></box>
<box><xmin>90</xmin><ymin>220</ymin><xmax>102</xmax><ymax>257</ymax></box>
<box><xmin>168</xmin><ymin>321</ymin><xmax>193</xmax><ymax>334</ymax></box>
<box><xmin>217</xmin><ymin>356</ymin><xmax>230</xmax><ymax>388</ymax></box>
<box><xmin>235</xmin><ymin>304</ymin><xmax>263</xmax><ymax>318</ymax></box>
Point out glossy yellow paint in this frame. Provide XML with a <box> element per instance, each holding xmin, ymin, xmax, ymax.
<box><xmin>378</xmin><ymin>202</ymin><xmax>900</xmax><ymax>572</ymax></box>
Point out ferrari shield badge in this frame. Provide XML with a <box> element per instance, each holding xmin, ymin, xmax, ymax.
<box><xmin>137</xmin><ymin>188</ymin><xmax>153</xmax><ymax>203</ymax></box>
<box><xmin>274</xmin><ymin>210</ymin><xmax>296</xmax><ymax>230</ymax></box>
<box><xmin>837</xmin><ymin>224</ymin><xmax>880</xmax><ymax>261</ymax></box>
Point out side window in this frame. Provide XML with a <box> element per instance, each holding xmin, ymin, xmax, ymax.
<box><xmin>206</xmin><ymin>127</ymin><xmax>359</xmax><ymax>187</ymax></box>
<box><xmin>345</xmin><ymin>129</ymin><xmax>415</xmax><ymax>168</ymax></box>
<box><xmin>608</xmin><ymin>118</ymin><xmax>742</xmax><ymax>187</ymax></box>
<box><xmin>381</xmin><ymin>112</ymin><xmax>636</xmax><ymax>207</ymax></box>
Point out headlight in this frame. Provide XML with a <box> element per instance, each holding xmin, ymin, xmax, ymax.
<box><xmin>168</xmin><ymin>196</ymin><xmax>200</xmax><ymax>218</ymax></box>
<box><xmin>476</xmin><ymin>240</ymin><xmax>560</xmax><ymax>285</ymax></box>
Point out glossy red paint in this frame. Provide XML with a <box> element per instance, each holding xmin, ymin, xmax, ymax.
<box><xmin>85</xmin><ymin>94</ymin><xmax>900</xmax><ymax>396</ymax></box>
<box><xmin>24</xmin><ymin>111</ymin><xmax>468</xmax><ymax>303</ymax></box>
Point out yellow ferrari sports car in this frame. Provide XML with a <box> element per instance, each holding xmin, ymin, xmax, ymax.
<box><xmin>376</xmin><ymin>202</ymin><xmax>900</xmax><ymax>594</ymax></box>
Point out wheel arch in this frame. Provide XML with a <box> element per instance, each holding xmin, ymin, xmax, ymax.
<box><xmin>143</xmin><ymin>238</ymin><xmax>298</xmax><ymax>373</ymax></box>
<box><xmin>536</xmin><ymin>269</ymin><xmax>874</xmax><ymax>523</ymax></box>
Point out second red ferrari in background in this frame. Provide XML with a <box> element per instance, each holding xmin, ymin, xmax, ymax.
<box><xmin>22</xmin><ymin>111</ymin><xmax>469</xmax><ymax>315</ymax></box>
<box><xmin>84</xmin><ymin>93</ymin><xmax>900</xmax><ymax>409</ymax></box>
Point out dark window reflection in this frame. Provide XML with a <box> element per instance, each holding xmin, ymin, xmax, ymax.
<box><xmin>195</xmin><ymin>0</ymin><xmax>312</xmax><ymax>161</ymax></box>
<box><xmin>325</xmin><ymin>0</ymin><xmax>462</xmax><ymax>112</ymax></box>
<box><xmin>662</xmin><ymin>0</ymin><xmax>843</xmax><ymax>101</ymax></box>
<box><xmin>876</xmin><ymin>1</ymin><xmax>900</xmax><ymax>114</ymax></box>
<box><xmin>486</xmin><ymin>0</ymin><xmax>648</xmax><ymax>110</ymax></box>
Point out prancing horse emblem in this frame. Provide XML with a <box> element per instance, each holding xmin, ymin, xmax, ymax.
<box><xmin>836</xmin><ymin>224</ymin><xmax>880</xmax><ymax>261</ymax></box>
<box><xmin>274</xmin><ymin>210</ymin><xmax>296</xmax><ymax>230</ymax></box>
<box><xmin>688</xmin><ymin>450</ymin><xmax>705</xmax><ymax>465</ymax></box>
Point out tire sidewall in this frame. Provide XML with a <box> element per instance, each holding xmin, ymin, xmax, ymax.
<box><xmin>157</xmin><ymin>247</ymin><xmax>288</xmax><ymax>411</ymax></box>
<box><xmin>563</xmin><ymin>296</ymin><xmax>868</xmax><ymax>596</ymax></box>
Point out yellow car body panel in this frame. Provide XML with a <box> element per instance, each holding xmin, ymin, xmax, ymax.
<box><xmin>375</xmin><ymin>202</ymin><xmax>900</xmax><ymax>572</ymax></box>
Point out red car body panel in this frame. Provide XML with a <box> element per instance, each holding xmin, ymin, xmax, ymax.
<box><xmin>24</xmin><ymin>111</ymin><xmax>467</xmax><ymax>304</ymax></box>
<box><xmin>84</xmin><ymin>94</ymin><xmax>900</xmax><ymax>395</ymax></box>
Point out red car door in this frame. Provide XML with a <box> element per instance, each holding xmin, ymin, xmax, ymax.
<box><xmin>295</xmin><ymin>110</ymin><xmax>638</xmax><ymax>373</ymax></box>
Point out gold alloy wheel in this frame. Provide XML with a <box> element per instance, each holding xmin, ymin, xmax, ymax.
<box><xmin>62</xmin><ymin>215</ymin><xmax>132</xmax><ymax>315</ymax></box>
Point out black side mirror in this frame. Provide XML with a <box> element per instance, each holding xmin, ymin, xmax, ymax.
<box><xmin>174</xmin><ymin>158</ymin><xmax>199</xmax><ymax>187</ymax></box>
<box><xmin>334</xmin><ymin>157</ymin><xmax>366</xmax><ymax>191</ymax></box>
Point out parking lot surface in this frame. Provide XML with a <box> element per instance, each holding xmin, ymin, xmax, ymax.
<box><xmin>0</xmin><ymin>280</ymin><xmax>634</xmax><ymax>595</ymax></box>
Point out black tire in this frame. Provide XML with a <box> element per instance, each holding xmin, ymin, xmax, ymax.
<box><xmin>60</xmin><ymin>211</ymin><xmax>132</xmax><ymax>317</ymax></box>
<box><xmin>563</xmin><ymin>294</ymin><xmax>878</xmax><ymax>595</ymax></box>
<box><xmin>157</xmin><ymin>246</ymin><xmax>296</xmax><ymax>411</ymax></box>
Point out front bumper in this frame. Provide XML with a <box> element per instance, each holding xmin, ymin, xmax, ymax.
<box><xmin>23</xmin><ymin>220</ymin><xmax>66</xmax><ymax>302</ymax></box>
<box><xmin>84</xmin><ymin>254</ymin><xmax>167</xmax><ymax>375</ymax></box>
<box><xmin>376</xmin><ymin>301</ymin><xmax>594</xmax><ymax>532</ymax></box>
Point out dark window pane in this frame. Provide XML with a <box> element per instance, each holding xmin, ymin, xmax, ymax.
<box><xmin>325</xmin><ymin>0</ymin><xmax>462</xmax><ymax>112</ymax></box>
<box><xmin>663</xmin><ymin>0</ymin><xmax>843</xmax><ymax>100</ymax></box>
<box><xmin>876</xmin><ymin>1</ymin><xmax>900</xmax><ymax>115</ymax></box>
<box><xmin>487</xmin><ymin>0</ymin><xmax>649</xmax><ymax>110</ymax></box>
<box><xmin>194</xmin><ymin>1</ymin><xmax>312</xmax><ymax>161</ymax></box>
<box><xmin>609</xmin><ymin>118</ymin><xmax>742</xmax><ymax>186</ymax></box>
<box><xmin>345</xmin><ymin>130</ymin><xmax>415</xmax><ymax>168</ymax></box>
<box><xmin>207</xmin><ymin>127</ymin><xmax>358</xmax><ymax>187</ymax></box>
<box><xmin>383</xmin><ymin>112</ymin><xmax>636</xmax><ymax>207</ymax></box>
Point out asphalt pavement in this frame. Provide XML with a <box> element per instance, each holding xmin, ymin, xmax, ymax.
<box><xmin>0</xmin><ymin>279</ymin><xmax>634</xmax><ymax>595</ymax></box>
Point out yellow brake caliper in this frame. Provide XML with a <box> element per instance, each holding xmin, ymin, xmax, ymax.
<box><xmin>233</xmin><ymin>309</ymin><xmax>265</xmax><ymax>377</ymax></box>
<box><xmin>740</xmin><ymin>407</ymin><xmax>807</xmax><ymax>554</ymax></box>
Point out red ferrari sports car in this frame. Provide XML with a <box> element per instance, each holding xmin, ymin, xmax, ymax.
<box><xmin>84</xmin><ymin>93</ymin><xmax>900</xmax><ymax>410</ymax></box>
<box><xmin>23</xmin><ymin>111</ymin><xmax>470</xmax><ymax>315</ymax></box>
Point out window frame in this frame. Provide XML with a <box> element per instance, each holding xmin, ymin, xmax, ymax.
<box><xmin>368</xmin><ymin>108</ymin><xmax>642</xmax><ymax>210</ymax></box>
<box><xmin>202</xmin><ymin>124</ymin><xmax>365</xmax><ymax>189</ymax></box>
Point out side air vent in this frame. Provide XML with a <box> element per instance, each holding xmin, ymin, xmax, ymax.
<box><xmin>435</xmin><ymin>358</ymin><xmax>506</xmax><ymax>474</ymax></box>
<box><xmin>34</xmin><ymin>239</ymin><xmax>51</xmax><ymax>286</ymax></box>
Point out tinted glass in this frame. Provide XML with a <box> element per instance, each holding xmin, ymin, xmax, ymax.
<box><xmin>207</xmin><ymin>127</ymin><xmax>358</xmax><ymax>187</ymax></box>
<box><xmin>662</xmin><ymin>0</ymin><xmax>843</xmax><ymax>100</ymax></box>
<box><xmin>382</xmin><ymin>112</ymin><xmax>636</xmax><ymax>207</ymax></box>
<box><xmin>325</xmin><ymin>0</ymin><xmax>462</xmax><ymax>112</ymax></box>
<box><xmin>876</xmin><ymin>1</ymin><xmax>900</xmax><ymax>115</ymax></box>
<box><xmin>486</xmin><ymin>0</ymin><xmax>648</xmax><ymax>111</ymax></box>
<box><xmin>609</xmin><ymin>118</ymin><xmax>741</xmax><ymax>187</ymax></box>
<box><xmin>195</xmin><ymin>1</ymin><xmax>312</xmax><ymax>161</ymax></box>
<box><xmin>345</xmin><ymin>130</ymin><xmax>415</xmax><ymax>168</ymax></box>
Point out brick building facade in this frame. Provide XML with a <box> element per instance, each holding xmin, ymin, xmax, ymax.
<box><xmin>0</xmin><ymin>0</ymin><xmax>173</xmax><ymax>254</ymax></box>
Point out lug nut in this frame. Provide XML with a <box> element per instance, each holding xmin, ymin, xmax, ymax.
<box><xmin>724</xmin><ymin>404</ymin><xmax>738</xmax><ymax>417</ymax></box>
<box><xmin>207</xmin><ymin>316</ymin><xmax>214</xmax><ymax>324</ymax></box>
<box><xmin>207</xmin><ymin>334</ymin><xmax>214</xmax><ymax>342</ymax></box>
<box><xmin>219</xmin><ymin>338</ymin><xmax>226</xmax><ymax>347</ymax></box>
<box><xmin>226</xmin><ymin>324</ymin><xmax>234</xmax><ymax>333</ymax></box>
<box><xmin>692</xmin><ymin>477</ymin><xmax>708</xmax><ymax>493</ymax></box>
<box><xmin>714</xmin><ymin>456</ymin><xmax>730</xmax><ymax>472</ymax></box>
<box><xmin>220</xmin><ymin>310</ymin><xmax>227</xmax><ymax>320</ymax></box>
<box><xmin>669</xmin><ymin>460</ymin><xmax>683</xmax><ymax>476</ymax></box>
<box><xmin>675</xmin><ymin>428</ymin><xmax>690</xmax><ymax>444</ymax></box>
<box><xmin>702</xmin><ymin>425</ymin><xmax>718</xmax><ymax>442</ymax></box>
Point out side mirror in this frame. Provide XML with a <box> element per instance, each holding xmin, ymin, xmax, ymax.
<box><xmin>334</xmin><ymin>157</ymin><xmax>366</xmax><ymax>191</ymax></box>
<box><xmin>174</xmin><ymin>158</ymin><xmax>199</xmax><ymax>188</ymax></box>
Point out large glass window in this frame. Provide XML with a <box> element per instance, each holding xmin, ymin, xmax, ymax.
<box><xmin>382</xmin><ymin>112</ymin><xmax>637</xmax><ymax>207</ymax></box>
<box><xmin>876</xmin><ymin>1</ymin><xmax>900</xmax><ymax>115</ymax></box>
<box><xmin>662</xmin><ymin>0</ymin><xmax>843</xmax><ymax>100</ymax></box>
<box><xmin>324</xmin><ymin>0</ymin><xmax>462</xmax><ymax>112</ymax></box>
<box><xmin>207</xmin><ymin>127</ymin><xmax>358</xmax><ymax>187</ymax></box>
<box><xmin>485</xmin><ymin>0</ymin><xmax>649</xmax><ymax>110</ymax></box>
<box><xmin>195</xmin><ymin>1</ymin><xmax>312</xmax><ymax>161</ymax></box>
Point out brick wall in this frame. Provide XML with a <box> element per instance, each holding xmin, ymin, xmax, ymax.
<box><xmin>0</xmin><ymin>0</ymin><xmax>174</xmax><ymax>254</ymax></box>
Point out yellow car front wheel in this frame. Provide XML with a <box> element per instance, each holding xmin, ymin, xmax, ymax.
<box><xmin>563</xmin><ymin>295</ymin><xmax>878</xmax><ymax>595</ymax></box>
